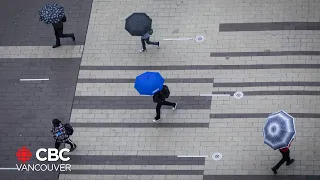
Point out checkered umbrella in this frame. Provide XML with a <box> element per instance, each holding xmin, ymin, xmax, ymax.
<box><xmin>39</xmin><ymin>3</ymin><xmax>64</xmax><ymax>24</ymax></box>
<box><xmin>263</xmin><ymin>110</ymin><xmax>296</xmax><ymax>150</ymax></box>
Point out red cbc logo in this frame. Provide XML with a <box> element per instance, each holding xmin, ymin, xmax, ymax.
<box><xmin>16</xmin><ymin>146</ymin><xmax>32</xmax><ymax>163</ymax></box>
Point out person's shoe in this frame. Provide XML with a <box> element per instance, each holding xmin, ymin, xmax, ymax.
<box><xmin>271</xmin><ymin>167</ymin><xmax>277</xmax><ymax>174</ymax></box>
<box><xmin>71</xmin><ymin>35</ymin><xmax>75</xmax><ymax>41</ymax></box>
<box><xmin>70</xmin><ymin>144</ymin><xmax>77</xmax><ymax>152</ymax></box>
<box><xmin>286</xmin><ymin>159</ymin><xmax>294</xmax><ymax>166</ymax></box>
<box><xmin>140</xmin><ymin>49</ymin><xmax>146</xmax><ymax>53</ymax></box>
<box><xmin>172</xmin><ymin>103</ymin><xmax>177</xmax><ymax>110</ymax></box>
<box><xmin>157</xmin><ymin>42</ymin><xmax>160</xmax><ymax>48</ymax></box>
<box><xmin>52</xmin><ymin>44</ymin><xmax>61</xmax><ymax>48</ymax></box>
<box><xmin>153</xmin><ymin>117</ymin><xmax>160</xmax><ymax>122</ymax></box>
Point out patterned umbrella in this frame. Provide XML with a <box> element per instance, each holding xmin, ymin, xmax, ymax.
<box><xmin>39</xmin><ymin>3</ymin><xmax>64</xmax><ymax>24</ymax></box>
<box><xmin>134</xmin><ymin>72</ymin><xmax>164</xmax><ymax>95</ymax></box>
<box><xmin>263</xmin><ymin>110</ymin><xmax>296</xmax><ymax>150</ymax></box>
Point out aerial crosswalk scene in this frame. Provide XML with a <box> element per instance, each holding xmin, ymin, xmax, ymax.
<box><xmin>0</xmin><ymin>0</ymin><xmax>319</xmax><ymax>180</ymax></box>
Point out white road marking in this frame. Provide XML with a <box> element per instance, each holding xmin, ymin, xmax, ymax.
<box><xmin>0</xmin><ymin>168</ymin><xmax>18</xmax><ymax>170</ymax></box>
<box><xmin>177</xmin><ymin>155</ymin><xmax>208</xmax><ymax>158</ymax></box>
<box><xmin>20</xmin><ymin>79</ymin><xmax>49</xmax><ymax>81</ymax></box>
<box><xmin>162</xmin><ymin>38</ymin><xmax>193</xmax><ymax>41</ymax></box>
<box><xmin>200</xmin><ymin>94</ymin><xmax>231</xmax><ymax>97</ymax></box>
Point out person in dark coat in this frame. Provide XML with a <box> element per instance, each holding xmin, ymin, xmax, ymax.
<box><xmin>52</xmin><ymin>15</ymin><xmax>75</xmax><ymax>48</ymax></box>
<box><xmin>140</xmin><ymin>29</ymin><xmax>159</xmax><ymax>52</ymax></box>
<box><xmin>153</xmin><ymin>85</ymin><xmax>177</xmax><ymax>122</ymax></box>
<box><xmin>271</xmin><ymin>142</ymin><xmax>294</xmax><ymax>174</ymax></box>
<box><xmin>51</xmin><ymin>119</ymin><xmax>77</xmax><ymax>151</ymax></box>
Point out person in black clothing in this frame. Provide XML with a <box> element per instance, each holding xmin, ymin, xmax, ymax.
<box><xmin>52</xmin><ymin>15</ymin><xmax>75</xmax><ymax>48</ymax></box>
<box><xmin>153</xmin><ymin>85</ymin><xmax>177</xmax><ymax>122</ymax></box>
<box><xmin>271</xmin><ymin>143</ymin><xmax>294</xmax><ymax>174</ymax></box>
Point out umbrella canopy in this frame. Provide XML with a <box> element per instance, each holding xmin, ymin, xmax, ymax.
<box><xmin>263</xmin><ymin>110</ymin><xmax>296</xmax><ymax>150</ymax></box>
<box><xmin>125</xmin><ymin>13</ymin><xmax>152</xmax><ymax>36</ymax></box>
<box><xmin>134</xmin><ymin>72</ymin><xmax>164</xmax><ymax>95</ymax></box>
<box><xmin>39</xmin><ymin>3</ymin><xmax>65</xmax><ymax>24</ymax></box>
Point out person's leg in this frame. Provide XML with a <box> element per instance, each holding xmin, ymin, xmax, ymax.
<box><xmin>141</xmin><ymin>38</ymin><xmax>146</xmax><ymax>51</ymax></box>
<box><xmin>272</xmin><ymin>151</ymin><xmax>287</xmax><ymax>173</ymax></box>
<box><xmin>57</xmin><ymin>27</ymin><xmax>75</xmax><ymax>41</ymax></box>
<box><xmin>162</xmin><ymin>101</ymin><xmax>176</xmax><ymax>107</ymax></box>
<box><xmin>54</xmin><ymin>29</ymin><xmax>61</xmax><ymax>46</ymax></box>
<box><xmin>65</xmin><ymin>139</ymin><xmax>76</xmax><ymax>151</ymax></box>
<box><xmin>285</xmin><ymin>150</ymin><xmax>294</xmax><ymax>165</ymax></box>
<box><xmin>145</xmin><ymin>38</ymin><xmax>159</xmax><ymax>46</ymax></box>
<box><xmin>55</xmin><ymin>141</ymin><xmax>61</xmax><ymax>149</ymax></box>
<box><xmin>155</xmin><ymin>102</ymin><xmax>163</xmax><ymax>120</ymax></box>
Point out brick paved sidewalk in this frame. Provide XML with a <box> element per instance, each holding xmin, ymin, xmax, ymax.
<box><xmin>59</xmin><ymin>0</ymin><xmax>320</xmax><ymax>179</ymax></box>
<box><xmin>1</xmin><ymin>0</ymin><xmax>320</xmax><ymax>180</ymax></box>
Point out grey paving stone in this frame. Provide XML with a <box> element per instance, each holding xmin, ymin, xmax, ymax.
<box><xmin>0</xmin><ymin>58</ymin><xmax>81</xmax><ymax>180</ymax></box>
<box><xmin>80</xmin><ymin>64</ymin><xmax>320</xmax><ymax>70</ymax></box>
<box><xmin>203</xmin><ymin>175</ymin><xmax>319</xmax><ymax>180</ymax></box>
<box><xmin>72</xmin><ymin>123</ymin><xmax>209</xmax><ymax>128</ymax></box>
<box><xmin>210</xmin><ymin>113</ymin><xmax>320</xmax><ymax>119</ymax></box>
<box><xmin>0</xmin><ymin>0</ymin><xmax>93</xmax><ymax>46</ymax></box>
<box><xmin>77</xmin><ymin>78</ymin><xmax>214</xmax><ymax>83</ymax></box>
<box><xmin>213</xmin><ymin>82</ymin><xmax>320</xmax><ymax>87</ymax></box>
<box><xmin>67</xmin><ymin>155</ymin><xmax>205</xmax><ymax>165</ymax></box>
<box><xmin>210</xmin><ymin>51</ymin><xmax>320</xmax><ymax>57</ymax></box>
<box><xmin>72</xmin><ymin>96</ymin><xmax>212</xmax><ymax>109</ymax></box>
<box><xmin>211</xmin><ymin>91</ymin><xmax>320</xmax><ymax>96</ymax></box>
<box><xmin>1</xmin><ymin>171</ymin><xmax>59</xmax><ymax>180</ymax></box>
<box><xmin>61</xmin><ymin>170</ymin><xmax>204</xmax><ymax>175</ymax></box>
<box><xmin>219</xmin><ymin>22</ymin><xmax>320</xmax><ymax>32</ymax></box>
<box><xmin>244</xmin><ymin>91</ymin><xmax>320</xmax><ymax>96</ymax></box>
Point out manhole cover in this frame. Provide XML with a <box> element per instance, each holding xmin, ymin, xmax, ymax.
<box><xmin>233</xmin><ymin>91</ymin><xmax>244</xmax><ymax>99</ymax></box>
<box><xmin>212</xmin><ymin>153</ymin><xmax>222</xmax><ymax>161</ymax></box>
<box><xmin>195</xmin><ymin>35</ymin><xmax>205</xmax><ymax>42</ymax></box>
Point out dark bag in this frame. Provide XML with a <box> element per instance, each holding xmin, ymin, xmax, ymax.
<box><xmin>64</xmin><ymin>123</ymin><xmax>74</xmax><ymax>135</ymax></box>
<box><xmin>162</xmin><ymin>85</ymin><xmax>170</xmax><ymax>98</ymax></box>
<box><xmin>61</xmin><ymin>15</ymin><xmax>67</xmax><ymax>22</ymax></box>
<box><xmin>153</xmin><ymin>92</ymin><xmax>162</xmax><ymax>103</ymax></box>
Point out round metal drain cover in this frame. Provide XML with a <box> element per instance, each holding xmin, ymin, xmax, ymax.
<box><xmin>233</xmin><ymin>91</ymin><xmax>244</xmax><ymax>99</ymax></box>
<box><xmin>212</xmin><ymin>152</ymin><xmax>222</xmax><ymax>161</ymax></box>
<box><xmin>195</xmin><ymin>35</ymin><xmax>205</xmax><ymax>42</ymax></box>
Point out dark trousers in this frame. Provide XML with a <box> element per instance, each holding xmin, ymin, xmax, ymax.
<box><xmin>141</xmin><ymin>38</ymin><xmax>158</xmax><ymax>50</ymax></box>
<box><xmin>55</xmin><ymin>139</ymin><xmax>76</xmax><ymax>149</ymax></box>
<box><xmin>54</xmin><ymin>28</ymin><xmax>74</xmax><ymax>45</ymax></box>
<box><xmin>273</xmin><ymin>150</ymin><xmax>291</xmax><ymax>170</ymax></box>
<box><xmin>155</xmin><ymin>101</ymin><xmax>176</xmax><ymax>120</ymax></box>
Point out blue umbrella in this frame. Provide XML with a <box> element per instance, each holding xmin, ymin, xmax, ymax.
<box><xmin>134</xmin><ymin>72</ymin><xmax>164</xmax><ymax>95</ymax></box>
<box><xmin>263</xmin><ymin>110</ymin><xmax>296</xmax><ymax>150</ymax></box>
<box><xmin>39</xmin><ymin>3</ymin><xmax>65</xmax><ymax>24</ymax></box>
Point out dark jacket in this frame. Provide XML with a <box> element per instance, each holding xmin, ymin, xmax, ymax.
<box><xmin>153</xmin><ymin>91</ymin><xmax>165</xmax><ymax>103</ymax></box>
<box><xmin>52</xmin><ymin>16</ymin><xmax>66</xmax><ymax>30</ymax></box>
<box><xmin>153</xmin><ymin>85</ymin><xmax>170</xmax><ymax>103</ymax></box>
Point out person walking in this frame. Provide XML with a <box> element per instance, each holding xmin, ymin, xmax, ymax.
<box><xmin>52</xmin><ymin>15</ymin><xmax>75</xmax><ymax>48</ymax></box>
<box><xmin>153</xmin><ymin>85</ymin><xmax>177</xmax><ymax>122</ymax></box>
<box><xmin>51</xmin><ymin>119</ymin><xmax>77</xmax><ymax>151</ymax></box>
<box><xmin>140</xmin><ymin>29</ymin><xmax>159</xmax><ymax>52</ymax></box>
<box><xmin>271</xmin><ymin>142</ymin><xmax>294</xmax><ymax>174</ymax></box>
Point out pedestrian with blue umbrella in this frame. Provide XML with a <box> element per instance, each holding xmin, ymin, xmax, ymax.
<box><xmin>39</xmin><ymin>3</ymin><xmax>75</xmax><ymax>48</ymax></box>
<box><xmin>134</xmin><ymin>72</ymin><xmax>177</xmax><ymax>122</ymax></box>
<box><xmin>263</xmin><ymin>110</ymin><xmax>295</xmax><ymax>174</ymax></box>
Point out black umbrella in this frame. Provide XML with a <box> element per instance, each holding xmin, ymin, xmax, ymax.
<box><xmin>125</xmin><ymin>13</ymin><xmax>152</xmax><ymax>36</ymax></box>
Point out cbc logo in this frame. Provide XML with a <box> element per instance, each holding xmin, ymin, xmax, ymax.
<box><xmin>36</xmin><ymin>148</ymin><xmax>70</xmax><ymax>162</ymax></box>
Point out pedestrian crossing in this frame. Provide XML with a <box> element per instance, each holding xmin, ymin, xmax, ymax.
<box><xmin>58</xmin><ymin>0</ymin><xmax>320</xmax><ymax>179</ymax></box>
